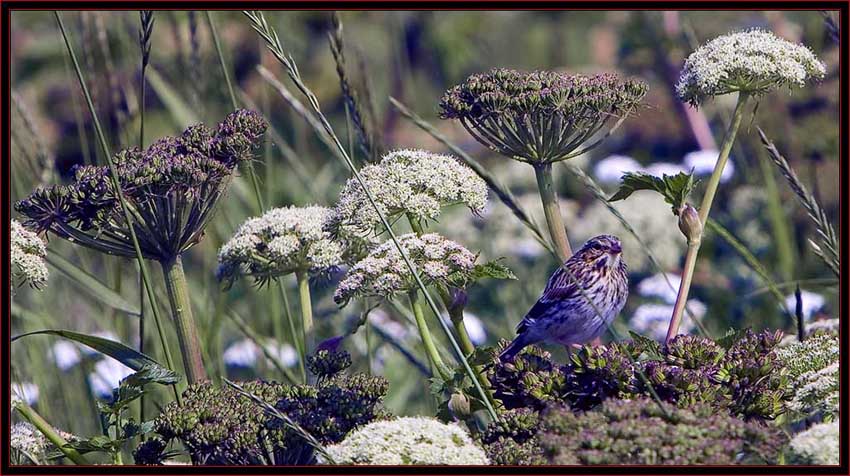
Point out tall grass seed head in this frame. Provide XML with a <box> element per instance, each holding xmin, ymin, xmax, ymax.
<box><xmin>333</xmin><ymin>233</ymin><xmax>478</xmax><ymax>306</ymax></box>
<box><xmin>335</xmin><ymin>149</ymin><xmax>488</xmax><ymax>234</ymax></box>
<box><xmin>11</xmin><ymin>219</ymin><xmax>48</xmax><ymax>290</ymax></box>
<box><xmin>676</xmin><ymin>29</ymin><xmax>826</xmax><ymax>106</ymax></box>
<box><xmin>217</xmin><ymin>205</ymin><xmax>353</xmax><ymax>287</ymax></box>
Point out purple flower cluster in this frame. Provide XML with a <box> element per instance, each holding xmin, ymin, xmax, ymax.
<box><xmin>15</xmin><ymin>110</ymin><xmax>267</xmax><ymax>262</ymax></box>
<box><xmin>440</xmin><ymin>69</ymin><xmax>647</xmax><ymax>163</ymax></box>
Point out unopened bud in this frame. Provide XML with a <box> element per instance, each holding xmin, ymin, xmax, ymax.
<box><xmin>448</xmin><ymin>392</ymin><xmax>471</xmax><ymax>418</ymax></box>
<box><xmin>678</xmin><ymin>204</ymin><xmax>703</xmax><ymax>244</ymax></box>
<box><xmin>447</xmin><ymin>287</ymin><xmax>468</xmax><ymax>323</ymax></box>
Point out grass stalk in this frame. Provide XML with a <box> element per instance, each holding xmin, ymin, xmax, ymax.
<box><xmin>55</xmin><ymin>11</ymin><xmax>180</xmax><ymax>401</ymax></box>
<box><xmin>161</xmin><ymin>256</ymin><xmax>207</xmax><ymax>383</ymax></box>
<box><xmin>667</xmin><ymin>91</ymin><xmax>749</xmax><ymax>341</ymax></box>
<box><xmin>534</xmin><ymin>163</ymin><xmax>572</xmax><ymax>263</ymax></box>
<box><xmin>244</xmin><ymin>10</ymin><xmax>497</xmax><ymax>419</ymax></box>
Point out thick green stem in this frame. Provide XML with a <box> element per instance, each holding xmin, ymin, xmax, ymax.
<box><xmin>161</xmin><ymin>256</ymin><xmax>207</xmax><ymax>383</ymax></box>
<box><xmin>278</xmin><ymin>282</ymin><xmax>306</xmax><ymax>382</ymax></box>
<box><xmin>14</xmin><ymin>403</ymin><xmax>90</xmax><ymax>465</ymax></box>
<box><xmin>409</xmin><ymin>291</ymin><xmax>451</xmax><ymax>381</ymax></box>
<box><xmin>450</xmin><ymin>313</ymin><xmax>476</xmax><ymax>357</ymax></box>
<box><xmin>667</xmin><ymin>91</ymin><xmax>749</xmax><ymax>342</ymax></box>
<box><xmin>666</xmin><ymin>241</ymin><xmax>700</xmax><ymax>342</ymax></box>
<box><xmin>295</xmin><ymin>270</ymin><xmax>313</xmax><ymax>353</ymax></box>
<box><xmin>534</xmin><ymin>163</ymin><xmax>572</xmax><ymax>263</ymax></box>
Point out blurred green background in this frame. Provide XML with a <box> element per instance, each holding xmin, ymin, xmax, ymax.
<box><xmin>9</xmin><ymin>10</ymin><xmax>839</xmax><ymax>453</ymax></box>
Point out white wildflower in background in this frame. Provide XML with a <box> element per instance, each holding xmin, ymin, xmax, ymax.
<box><xmin>676</xmin><ymin>29</ymin><xmax>826</xmax><ymax>105</ymax></box>
<box><xmin>807</xmin><ymin>318</ymin><xmax>839</xmax><ymax>334</ymax></box>
<box><xmin>783</xmin><ymin>290</ymin><xmax>826</xmax><ymax>320</ymax></box>
<box><xmin>636</xmin><ymin>273</ymin><xmax>682</xmax><ymax>304</ymax></box>
<box><xmin>593</xmin><ymin>155</ymin><xmax>643</xmax><ymax>183</ymax></box>
<box><xmin>10</xmin><ymin>422</ymin><xmax>48</xmax><ymax>463</ymax></box>
<box><xmin>442</xmin><ymin>312</ymin><xmax>487</xmax><ymax>345</ymax></box>
<box><xmin>776</xmin><ymin>333</ymin><xmax>839</xmax><ymax>420</ymax></box>
<box><xmin>323</xmin><ymin>417</ymin><xmax>489</xmax><ymax>465</ymax></box>
<box><xmin>88</xmin><ymin>358</ymin><xmax>133</xmax><ymax>399</ymax></box>
<box><xmin>11</xmin><ymin>219</ymin><xmax>48</xmax><ymax>290</ymax></box>
<box><xmin>335</xmin><ymin>149</ymin><xmax>488</xmax><ymax>234</ymax></box>
<box><xmin>683</xmin><ymin>149</ymin><xmax>734</xmax><ymax>182</ymax></box>
<box><xmin>52</xmin><ymin>340</ymin><xmax>82</xmax><ymax>371</ymax></box>
<box><xmin>334</xmin><ymin>233</ymin><xmax>478</xmax><ymax>305</ymax></box>
<box><xmin>217</xmin><ymin>206</ymin><xmax>352</xmax><ymax>287</ymax></box>
<box><xmin>629</xmin><ymin>301</ymin><xmax>705</xmax><ymax>341</ymax></box>
<box><xmin>645</xmin><ymin>162</ymin><xmax>686</xmax><ymax>177</ymax></box>
<box><xmin>572</xmin><ymin>192</ymin><xmax>683</xmax><ymax>272</ymax></box>
<box><xmin>790</xmin><ymin>421</ymin><xmax>839</xmax><ymax>465</ymax></box>
<box><xmin>12</xmin><ymin>382</ymin><xmax>39</xmax><ymax>406</ymax></box>
<box><xmin>223</xmin><ymin>338</ymin><xmax>298</xmax><ymax>369</ymax></box>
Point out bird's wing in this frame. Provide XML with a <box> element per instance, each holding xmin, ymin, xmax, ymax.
<box><xmin>516</xmin><ymin>267</ymin><xmax>580</xmax><ymax>333</ymax></box>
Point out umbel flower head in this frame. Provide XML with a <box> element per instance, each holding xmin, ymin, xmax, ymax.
<box><xmin>323</xmin><ymin>417</ymin><xmax>489</xmax><ymax>465</ymax></box>
<box><xmin>15</xmin><ymin>110</ymin><xmax>267</xmax><ymax>262</ymax></box>
<box><xmin>335</xmin><ymin>149</ymin><xmax>488</xmax><ymax>235</ymax></box>
<box><xmin>333</xmin><ymin>233</ymin><xmax>477</xmax><ymax>306</ymax></box>
<box><xmin>440</xmin><ymin>69</ymin><xmax>647</xmax><ymax>163</ymax></box>
<box><xmin>11</xmin><ymin>219</ymin><xmax>48</xmax><ymax>290</ymax></box>
<box><xmin>789</xmin><ymin>421</ymin><xmax>839</xmax><ymax>465</ymax></box>
<box><xmin>676</xmin><ymin>29</ymin><xmax>826</xmax><ymax>106</ymax></box>
<box><xmin>217</xmin><ymin>205</ymin><xmax>361</xmax><ymax>288</ymax></box>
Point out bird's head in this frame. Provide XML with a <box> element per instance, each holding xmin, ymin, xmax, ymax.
<box><xmin>576</xmin><ymin>234</ymin><xmax>624</xmax><ymax>270</ymax></box>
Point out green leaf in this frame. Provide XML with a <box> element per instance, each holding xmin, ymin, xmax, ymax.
<box><xmin>716</xmin><ymin>327</ymin><xmax>750</xmax><ymax>350</ymax></box>
<box><xmin>11</xmin><ymin>330</ymin><xmax>177</xmax><ymax>377</ymax></box>
<box><xmin>468</xmin><ymin>346</ymin><xmax>497</xmax><ymax>366</ymax></box>
<box><xmin>609</xmin><ymin>171</ymin><xmax>698</xmax><ymax>213</ymax></box>
<box><xmin>123</xmin><ymin>364</ymin><xmax>180</xmax><ymax>387</ymax></box>
<box><xmin>471</xmin><ymin>259</ymin><xmax>517</xmax><ymax>281</ymax></box>
<box><xmin>45</xmin><ymin>250</ymin><xmax>140</xmax><ymax>317</ymax></box>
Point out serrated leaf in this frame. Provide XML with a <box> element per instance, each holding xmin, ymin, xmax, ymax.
<box><xmin>609</xmin><ymin>171</ymin><xmax>697</xmax><ymax>213</ymax></box>
<box><xmin>11</xmin><ymin>330</ymin><xmax>177</xmax><ymax>380</ymax></box>
<box><xmin>123</xmin><ymin>364</ymin><xmax>179</xmax><ymax>387</ymax></box>
<box><xmin>471</xmin><ymin>259</ymin><xmax>517</xmax><ymax>281</ymax></box>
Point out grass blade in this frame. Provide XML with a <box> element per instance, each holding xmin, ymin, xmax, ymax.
<box><xmin>46</xmin><ymin>249</ymin><xmax>140</xmax><ymax>317</ymax></box>
<box><xmin>145</xmin><ymin>66</ymin><xmax>200</xmax><ymax>127</ymax></box>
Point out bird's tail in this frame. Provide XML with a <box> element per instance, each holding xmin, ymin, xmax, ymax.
<box><xmin>498</xmin><ymin>333</ymin><xmax>532</xmax><ymax>362</ymax></box>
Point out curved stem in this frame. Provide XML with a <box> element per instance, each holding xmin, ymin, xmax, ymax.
<box><xmin>534</xmin><ymin>163</ymin><xmax>572</xmax><ymax>263</ymax></box>
<box><xmin>409</xmin><ymin>290</ymin><xmax>451</xmax><ymax>382</ymax></box>
<box><xmin>667</xmin><ymin>91</ymin><xmax>749</xmax><ymax>342</ymax></box>
<box><xmin>162</xmin><ymin>256</ymin><xmax>207</xmax><ymax>383</ymax></box>
<box><xmin>14</xmin><ymin>403</ymin><xmax>90</xmax><ymax>465</ymax></box>
<box><xmin>295</xmin><ymin>270</ymin><xmax>313</xmax><ymax>353</ymax></box>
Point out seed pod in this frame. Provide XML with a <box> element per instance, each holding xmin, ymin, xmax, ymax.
<box><xmin>678</xmin><ymin>204</ymin><xmax>703</xmax><ymax>244</ymax></box>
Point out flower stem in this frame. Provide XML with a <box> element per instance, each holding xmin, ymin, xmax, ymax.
<box><xmin>161</xmin><ymin>256</ymin><xmax>207</xmax><ymax>383</ymax></box>
<box><xmin>666</xmin><ymin>91</ymin><xmax>749</xmax><ymax>342</ymax></box>
<box><xmin>295</xmin><ymin>270</ymin><xmax>313</xmax><ymax>353</ymax></box>
<box><xmin>278</xmin><ymin>282</ymin><xmax>307</xmax><ymax>382</ymax></box>
<box><xmin>14</xmin><ymin>402</ymin><xmax>90</xmax><ymax>465</ymax></box>
<box><xmin>534</xmin><ymin>163</ymin><xmax>572</xmax><ymax>263</ymax></box>
<box><xmin>409</xmin><ymin>290</ymin><xmax>451</xmax><ymax>382</ymax></box>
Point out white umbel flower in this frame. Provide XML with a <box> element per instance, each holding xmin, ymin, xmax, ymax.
<box><xmin>218</xmin><ymin>206</ymin><xmax>351</xmax><ymax>287</ymax></box>
<box><xmin>677</xmin><ymin>29</ymin><xmax>825</xmax><ymax>105</ymax></box>
<box><xmin>334</xmin><ymin>233</ymin><xmax>477</xmax><ymax>305</ymax></box>
<box><xmin>636</xmin><ymin>273</ymin><xmax>682</xmax><ymax>304</ymax></box>
<box><xmin>10</xmin><ymin>422</ymin><xmax>48</xmax><ymax>463</ymax></box>
<box><xmin>683</xmin><ymin>149</ymin><xmax>735</xmax><ymax>182</ymax></box>
<box><xmin>594</xmin><ymin>155</ymin><xmax>644</xmax><ymax>183</ymax></box>
<box><xmin>323</xmin><ymin>417</ymin><xmax>489</xmax><ymax>465</ymax></box>
<box><xmin>335</xmin><ymin>149</ymin><xmax>488</xmax><ymax>234</ymax></box>
<box><xmin>223</xmin><ymin>338</ymin><xmax>298</xmax><ymax>369</ymax></box>
<box><xmin>11</xmin><ymin>219</ymin><xmax>48</xmax><ymax>290</ymax></box>
<box><xmin>776</xmin><ymin>333</ymin><xmax>839</xmax><ymax>419</ymax></box>
<box><xmin>790</xmin><ymin>421</ymin><xmax>839</xmax><ymax>465</ymax></box>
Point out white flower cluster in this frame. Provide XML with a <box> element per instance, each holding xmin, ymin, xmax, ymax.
<box><xmin>11</xmin><ymin>219</ymin><xmax>48</xmax><ymax>290</ymax></box>
<box><xmin>676</xmin><ymin>29</ymin><xmax>826</xmax><ymax>105</ymax></box>
<box><xmin>335</xmin><ymin>149</ymin><xmax>488</xmax><ymax>234</ymax></box>
<box><xmin>808</xmin><ymin>318</ymin><xmax>839</xmax><ymax>334</ymax></box>
<box><xmin>334</xmin><ymin>233</ymin><xmax>477</xmax><ymax>305</ymax></box>
<box><xmin>775</xmin><ymin>333</ymin><xmax>839</xmax><ymax>419</ymax></box>
<box><xmin>783</xmin><ymin>290</ymin><xmax>827</xmax><ymax>320</ymax></box>
<box><xmin>223</xmin><ymin>338</ymin><xmax>298</xmax><ymax>369</ymax></box>
<box><xmin>323</xmin><ymin>417</ymin><xmax>489</xmax><ymax>465</ymax></box>
<box><xmin>790</xmin><ymin>421</ymin><xmax>839</xmax><ymax>465</ymax></box>
<box><xmin>10</xmin><ymin>422</ymin><xmax>47</xmax><ymax>462</ymax></box>
<box><xmin>572</xmin><ymin>192</ymin><xmax>683</xmax><ymax>272</ymax></box>
<box><xmin>218</xmin><ymin>206</ymin><xmax>347</xmax><ymax>286</ymax></box>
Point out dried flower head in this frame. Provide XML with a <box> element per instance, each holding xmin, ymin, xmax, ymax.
<box><xmin>334</xmin><ymin>233</ymin><xmax>477</xmax><ymax>306</ymax></box>
<box><xmin>11</xmin><ymin>219</ymin><xmax>48</xmax><ymax>290</ymax></box>
<box><xmin>335</xmin><ymin>149</ymin><xmax>488</xmax><ymax>234</ymax></box>
<box><xmin>440</xmin><ymin>69</ymin><xmax>647</xmax><ymax>163</ymax></box>
<box><xmin>217</xmin><ymin>206</ymin><xmax>360</xmax><ymax>288</ymax></box>
<box><xmin>676</xmin><ymin>29</ymin><xmax>826</xmax><ymax>106</ymax></box>
<box><xmin>15</xmin><ymin>110</ymin><xmax>267</xmax><ymax>262</ymax></box>
<box><xmin>789</xmin><ymin>421</ymin><xmax>839</xmax><ymax>465</ymax></box>
<box><xmin>323</xmin><ymin>417</ymin><xmax>489</xmax><ymax>465</ymax></box>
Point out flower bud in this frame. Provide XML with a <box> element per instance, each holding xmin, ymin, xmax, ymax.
<box><xmin>448</xmin><ymin>392</ymin><xmax>471</xmax><ymax>418</ymax></box>
<box><xmin>678</xmin><ymin>204</ymin><xmax>703</xmax><ymax>244</ymax></box>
